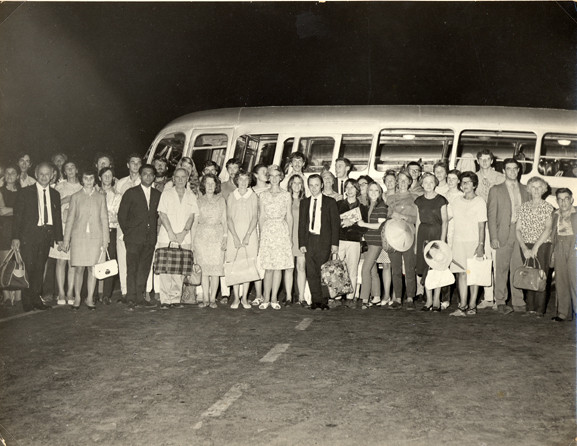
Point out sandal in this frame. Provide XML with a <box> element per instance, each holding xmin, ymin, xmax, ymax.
<box><xmin>271</xmin><ymin>302</ymin><xmax>281</xmax><ymax>310</ymax></box>
<box><xmin>209</xmin><ymin>302</ymin><xmax>218</xmax><ymax>309</ymax></box>
<box><xmin>259</xmin><ymin>302</ymin><xmax>270</xmax><ymax>310</ymax></box>
<box><xmin>230</xmin><ymin>301</ymin><xmax>240</xmax><ymax>309</ymax></box>
<box><xmin>420</xmin><ymin>304</ymin><xmax>433</xmax><ymax>311</ymax></box>
<box><xmin>252</xmin><ymin>297</ymin><xmax>263</xmax><ymax>306</ymax></box>
<box><xmin>198</xmin><ymin>302</ymin><xmax>207</xmax><ymax>308</ymax></box>
<box><xmin>466</xmin><ymin>307</ymin><xmax>477</xmax><ymax>315</ymax></box>
<box><xmin>450</xmin><ymin>305</ymin><xmax>467</xmax><ymax>317</ymax></box>
<box><xmin>241</xmin><ymin>300</ymin><xmax>251</xmax><ymax>309</ymax></box>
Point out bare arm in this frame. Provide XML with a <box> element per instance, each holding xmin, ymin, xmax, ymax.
<box><xmin>221</xmin><ymin>197</ymin><xmax>228</xmax><ymax>251</ymax></box>
<box><xmin>226</xmin><ymin>199</ymin><xmax>242</xmax><ymax>249</ymax></box>
<box><xmin>516</xmin><ymin>220</ymin><xmax>531</xmax><ymax>259</ymax></box>
<box><xmin>440</xmin><ymin>204</ymin><xmax>448</xmax><ymax>242</ymax></box>
<box><xmin>531</xmin><ymin>214</ymin><xmax>553</xmax><ymax>257</ymax></box>
<box><xmin>159</xmin><ymin>211</ymin><xmax>178</xmax><ymax>243</ymax></box>
<box><xmin>475</xmin><ymin>221</ymin><xmax>486</xmax><ymax>257</ymax></box>
<box><xmin>285</xmin><ymin>194</ymin><xmax>293</xmax><ymax>241</ymax></box>
<box><xmin>242</xmin><ymin>196</ymin><xmax>259</xmax><ymax>246</ymax></box>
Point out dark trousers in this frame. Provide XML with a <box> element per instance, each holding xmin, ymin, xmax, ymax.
<box><xmin>102</xmin><ymin>228</ymin><xmax>118</xmax><ymax>299</ymax></box>
<box><xmin>520</xmin><ymin>242</ymin><xmax>551</xmax><ymax>314</ymax></box>
<box><xmin>390</xmin><ymin>243</ymin><xmax>417</xmax><ymax>300</ymax></box>
<box><xmin>20</xmin><ymin>226</ymin><xmax>53</xmax><ymax>311</ymax></box>
<box><xmin>42</xmin><ymin>257</ymin><xmax>56</xmax><ymax>298</ymax></box>
<box><xmin>125</xmin><ymin>241</ymin><xmax>155</xmax><ymax>304</ymax></box>
<box><xmin>304</xmin><ymin>233</ymin><xmax>331</xmax><ymax>305</ymax></box>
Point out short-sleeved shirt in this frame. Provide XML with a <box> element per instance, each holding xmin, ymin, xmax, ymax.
<box><xmin>517</xmin><ymin>201</ymin><xmax>554</xmax><ymax>244</ymax></box>
<box><xmin>157</xmin><ymin>187</ymin><xmax>199</xmax><ymax>245</ymax></box>
<box><xmin>449</xmin><ymin>195</ymin><xmax>487</xmax><ymax>242</ymax></box>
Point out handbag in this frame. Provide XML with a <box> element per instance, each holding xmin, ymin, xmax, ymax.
<box><xmin>224</xmin><ymin>247</ymin><xmax>262</xmax><ymax>286</ymax></box>
<box><xmin>0</xmin><ymin>248</ymin><xmax>29</xmax><ymax>290</ymax></box>
<box><xmin>321</xmin><ymin>255</ymin><xmax>354</xmax><ymax>297</ymax></box>
<box><xmin>424</xmin><ymin>268</ymin><xmax>455</xmax><ymax>290</ymax></box>
<box><xmin>93</xmin><ymin>249</ymin><xmax>118</xmax><ymax>280</ymax></box>
<box><xmin>184</xmin><ymin>264</ymin><xmax>202</xmax><ymax>286</ymax></box>
<box><xmin>466</xmin><ymin>256</ymin><xmax>492</xmax><ymax>287</ymax></box>
<box><xmin>513</xmin><ymin>257</ymin><xmax>547</xmax><ymax>292</ymax></box>
<box><xmin>154</xmin><ymin>242</ymin><xmax>194</xmax><ymax>275</ymax></box>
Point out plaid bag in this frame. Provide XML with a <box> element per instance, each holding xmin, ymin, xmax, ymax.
<box><xmin>153</xmin><ymin>243</ymin><xmax>194</xmax><ymax>275</ymax></box>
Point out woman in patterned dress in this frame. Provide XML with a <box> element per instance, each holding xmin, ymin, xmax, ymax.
<box><xmin>193</xmin><ymin>173</ymin><xmax>227</xmax><ymax>308</ymax></box>
<box><xmin>515</xmin><ymin>177</ymin><xmax>554</xmax><ymax>317</ymax></box>
<box><xmin>377</xmin><ymin>170</ymin><xmax>398</xmax><ymax>306</ymax></box>
<box><xmin>258</xmin><ymin>165</ymin><xmax>293</xmax><ymax>310</ymax></box>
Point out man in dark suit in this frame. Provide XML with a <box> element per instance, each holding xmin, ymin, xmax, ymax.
<box><xmin>118</xmin><ymin>164</ymin><xmax>161</xmax><ymax>309</ymax></box>
<box><xmin>12</xmin><ymin>162</ymin><xmax>63</xmax><ymax>312</ymax></box>
<box><xmin>299</xmin><ymin>174</ymin><xmax>340</xmax><ymax>310</ymax></box>
<box><xmin>487</xmin><ymin>158</ymin><xmax>530</xmax><ymax>314</ymax></box>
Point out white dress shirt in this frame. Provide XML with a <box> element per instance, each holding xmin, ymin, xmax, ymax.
<box><xmin>36</xmin><ymin>183</ymin><xmax>53</xmax><ymax>226</ymax></box>
<box><xmin>141</xmin><ymin>184</ymin><xmax>151</xmax><ymax>209</ymax></box>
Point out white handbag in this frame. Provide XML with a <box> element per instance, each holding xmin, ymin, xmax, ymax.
<box><xmin>93</xmin><ymin>249</ymin><xmax>118</xmax><ymax>280</ymax></box>
<box><xmin>466</xmin><ymin>256</ymin><xmax>492</xmax><ymax>287</ymax></box>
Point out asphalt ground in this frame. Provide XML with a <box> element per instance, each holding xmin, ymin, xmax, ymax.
<box><xmin>0</xmin><ymin>296</ymin><xmax>575</xmax><ymax>446</ymax></box>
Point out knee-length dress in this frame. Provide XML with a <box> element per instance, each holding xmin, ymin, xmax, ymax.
<box><xmin>193</xmin><ymin>194</ymin><xmax>226</xmax><ymax>275</ymax></box>
<box><xmin>448</xmin><ymin>195</ymin><xmax>487</xmax><ymax>273</ymax></box>
<box><xmin>414</xmin><ymin>194</ymin><xmax>448</xmax><ymax>275</ymax></box>
<box><xmin>0</xmin><ymin>187</ymin><xmax>18</xmax><ymax>250</ymax></box>
<box><xmin>291</xmin><ymin>197</ymin><xmax>304</xmax><ymax>257</ymax></box>
<box><xmin>259</xmin><ymin>190</ymin><xmax>293</xmax><ymax>270</ymax></box>
<box><xmin>226</xmin><ymin>189</ymin><xmax>258</xmax><ymax>261</ymax></box>
<box><xmin>49</xmin><ymin>180</ymin><xmax>82</xmax><ymax>260</ymax></box>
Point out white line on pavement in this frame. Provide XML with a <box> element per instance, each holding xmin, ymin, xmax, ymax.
<box><xmin>259</xmin><ymin>343</ymin><xmax>290</xmax><ymax>363</ymax></box>
<box><xmin>193</xmin><ymin>383</ymin><xmax>249</xmax><ymax>430</ymax></box>
<box><xmin>295</xmin><ymin>318</ymin><xmax>312</xmax><ymax>331</ymax></box>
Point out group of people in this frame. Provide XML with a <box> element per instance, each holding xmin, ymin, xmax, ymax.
<box><xmin>1</xmin><ymin>149</ymin><xmax>575</xmax><ymax>322</ymax></box>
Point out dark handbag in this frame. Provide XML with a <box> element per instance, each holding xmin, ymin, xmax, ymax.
<box><xmin>321</xmin><ymin>255</ymin><xmax>354</xmax><ymax>297</ymax></box>
<box><xmin>0</xmin><ymin>248</ymin><xmax>30</xmax><ymax>290</ymax></box>
<box><xmin>224</xmin><ymin>247</ymin><xmax>262</xmax><ymax>286</ymax></box>
<box><xmin>153</xmin><ymin>242</ymin><xmax>195</xmax><ymax>275</ymax></box>
<box><xmin>513</xmin><ymin>257</ymin><xmax>546</xmax><ymax>292</ymax></box>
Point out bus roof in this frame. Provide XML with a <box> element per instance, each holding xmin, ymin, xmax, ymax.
<box><xmin>161</xmin><ymin>105</ymin><xmax>577</xmax><ymax>134</ymax></box>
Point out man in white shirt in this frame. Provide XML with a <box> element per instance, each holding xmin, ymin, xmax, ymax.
<box><xmin>335</xmin><ymin>157</ymin><xmax>352</xmax><ymax>197</ymax></box>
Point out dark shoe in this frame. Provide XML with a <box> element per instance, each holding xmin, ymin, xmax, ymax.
<box><xmin>432</xmin><ymin>306</ymin><xmax>442</xmax><ymax>312</ymax></box>
<box><xmin>127</xmin><ymin>302</ymin><xmax>135</xmax><ymax>311</ymax></box>
<box><xmin>552</xmin><ymin>316</ymin><xmax>565</xmax><ymax>322</ymax></box>
<box><xmin>513</xmin><ymin>305</ymin><xmax>527</xmax><ymax>313</ymax></box>
<box><xmin>103</xmin><ymin>297</ymin><xmax>111</xmax><ymax>305</ymax></box>
<box><xmin>34</xmin><ymin>304</ymin><xmax>51</xmax><ymax>311</ymax></box>
<box><xmin>86</xmin><ymin>304</ymin><xmax>96</xmax><ymax>311</ymax></box>
<box><xmin>299</xmin><ymin>300</ymin><xmax>309</xmax><ymax>308</ymax></box>
<box><xmin>116</xmin><ymin>296</ymin><xmax>127</xmax><ymax>304</ymax></box>
<box><xmin>136</xmin><ymin>300</ymin><xmax>156</xmax><ymax>308</ymax></box>
<box><xmin>321</xmin><ymin>304</ymin><xmax>330</xmax><ymax>311</ymax></box>
<box><xmin>71</xmin><ymin>305</ymin><xmax>80</xmax><ymax>311</ymax></box>
<box><xmin>498</xmin><ymin>305</ymin><xmax>514</xmax><ymax>315</ymax></box>
<box><xmin>160</xmin><ymin>303</ymin><xmax>170</xmax><ymax>310</ymax></box>
<box><xmin>405</xmin><ymin>299</ymin><xmax>415</xmax><ymax>310</ymax></box>
<box><xmin>389</xmin><ymin>301</ymin><xmax>402</xmax><ymax>310</ymax></box>
<box><xmin>420</xmin><ymin>305</ymin><xmax>433</xmax><ymax>312</ymax></box>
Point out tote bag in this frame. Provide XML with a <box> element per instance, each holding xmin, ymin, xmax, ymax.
<box><xmin>93</xmin><ymin>249</ymin><xmax>118</xmax><ymax>280</ymax></box>
<box><xmin>466</xmin><ymin>256</ymin><xmax>492</xmax><ymax>287</ymax></box>
<box><xmin>224</xmin><ymin>247</ymin><xmax>262</xmax><ymax>286</ymax></box>
<box><xmin>0</xmin><ymin>248</ymin><xmax>29</xmax><ymax>290</ymax></box>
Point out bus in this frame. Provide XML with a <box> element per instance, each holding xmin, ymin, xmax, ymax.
<box><xmin>144</xmin><ymin>105</ymin><xmax>577</xmax><ymax>197</ymax></box>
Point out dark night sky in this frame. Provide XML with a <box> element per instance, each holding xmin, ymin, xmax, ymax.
<box><xmin>1</xmin><ymin>2</ymin><xmax>576</xmax><ymax>176</ymax></box>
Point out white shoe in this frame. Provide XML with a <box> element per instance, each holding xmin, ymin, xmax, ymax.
<box><xmin>440</xmin><ymin>301</ymin><xmax>450</xmax><ymax>310</ymax></box>
<box><xmin>370</xmin><ymin>296</ymin><xmax>381</xmax><ymax>305</ymax></box>
<box><xmin>477</xmin><ymin>300</ymin><xmax>494</xmax><ymax>309</ymax></box>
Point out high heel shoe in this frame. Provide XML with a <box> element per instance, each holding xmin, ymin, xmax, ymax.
<box><xmin>420</xmin><ymin>304</ymin><xmax>432</xmax><ymax>311</ymax></box>
<box><xmin>86</xmin><ymin>304</ymin><xmax>96</xmax><ymax>311</ymax></box>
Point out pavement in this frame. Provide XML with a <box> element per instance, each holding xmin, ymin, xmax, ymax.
<box><xmin>0</xmin><ymin>295</ymin><xmax>575</xmax><ymax>446</ymax></box>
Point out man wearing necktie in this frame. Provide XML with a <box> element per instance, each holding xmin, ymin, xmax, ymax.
<box><xmin>12</xmin><ymin>162</ymin><xmax>63</xmax><ymax>311</ymax></box>
<box><xmin>298</xmin><ymin>174</ymin><xmax>340</xmax><ymax>310</ymax></box>
<box><xmin>335</xmin><ymin>157</ymin><xmax>352</xmax><ymax>196</ymax></box>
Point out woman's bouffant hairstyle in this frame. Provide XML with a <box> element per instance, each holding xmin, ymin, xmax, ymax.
<box><xmin>232</xmin><ymin>169</ymin><xmax>253</xmax><ymax>188</ymax></box>
<box><xmin>458</xmin><ymin>171</ymin><xmax>479</xmax><ymax>191</ymax></box>
<box><xmin>199</xmin><ymin>173</ymin><xmax>221</xmax><ymax>195</ymax></box>
<box><xmin>344</xmin><ymin>178</ymin><xmax>360</xmax><ymax>196</ymax></box>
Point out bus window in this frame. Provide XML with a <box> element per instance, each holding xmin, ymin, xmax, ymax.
<box><xmin>280</xmin><ymin>138</ymin><xmax>295</xmax><ymax>172</ymax></box>
<box><xmin>375</xmin><ymin>130</ymin><xmax>452</xmax><ymax>173</ymax></box>
<box><xmin>191</xmin><ymin>133</ymin><xmax>228</xmax><ymax>175</ymax></box>
<box><xmin>234</xmin><ymin>134</ymin><xmax>278</xmax><ymax>172</ymax></box>
<box><xmin>299</xmin><ymin>137</ymin><xmax>335</xmax><ymax>173</ymax></box>
<box><xmin>152</xmin><ymin>133</ymin><xmax>185</xmax><ymax>169</ymax></box>
<box><xmin>339</xmin><ymin>134</ymin><xmax>373</xmax><ymax>172</ymax></box>
<box><xmin>456</xmin><ymin>131</ymin><xmax>536</xmax><ymax>174</ymax></box>
<box><xmin>539</xmin><ymin>134</ymin><xmax>577</xmax><ymax>177</ymax></box>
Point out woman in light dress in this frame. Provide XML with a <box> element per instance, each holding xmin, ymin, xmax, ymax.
<box><xmin>286</xmin><ymin>174</ymin><xmax>307</xmax><ymax>306</ymax></box>
<box><xmin>258</xmin><ymin>165</ymin><xmax>293</xmax><ymax>310</ymax></box>
<box><xmin>193</xmin><ymin>173</ymin><xmax>227</xmax><ymax>308</ymax></box>
<box><xmin>50</xmin><ymin>161</ymin><xmax>82</xmax><ymax>305</ymax></box>
<box><xmin>226</xmin><ymin>170</ymin><xmax>258</xmax><ymax>309</ymax></box>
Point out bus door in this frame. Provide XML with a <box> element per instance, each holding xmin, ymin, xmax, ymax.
<box><xmin>232</xmin><ymin>133</ymin><xmax>280</xmax><ymax>173</ymax></box>
<box><xmin>188</xmin><ymin>128</ymin><xmax>233</xmax><ymax>177</ymax></box>
<box><xmin>146</xmin><ymin>132</ymin><xmax>187</xmax><ymax>169</ymax></box>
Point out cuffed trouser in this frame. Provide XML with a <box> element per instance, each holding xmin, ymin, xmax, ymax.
<box><xmin>304</xmin><ymin>234</ymin><xmax>331</xmax><ymax>305</ymax></box>
<box><xmin>158</xmin><ymin>273</ymin><xmax>184</xmax><ymax>305</ymax></box>
<box><xmin>125</xmin><ymin>242</ymin><xmax>155</xmax><ymax>304</ymax></box>
<box><xmin>360</xmin><ymin>245</ymin><xmax>381</xmax><ymax>301</ymax></box>
<box><xmin>20</xmin><ymin>226</ymin><xmax>53</xmax><ymax>311</ymax></box>
<box><xmin>117</xmin><ymin>230</ymin><xmax>127</xmax><ymax>296</ymax></box>
<box><xmin>482</xmin><ymin>227</ymin><xmax>495</xmax><ymax>301</ymax></box>
<box><xmin>338</xmin><ymin>240</ymin><xmax>361</xmax><ymax>300</ymax></box>
<box><xmin>554</xmin><ymin>235</ymin><xmax>577</xmax><ymax>320</ymax></box>
<box><xmin>390</xmin><ymin>242</ymin><xmax>417</xmax><ymax>301</ymax></box>
<box><xmin>494</xmin><ymin>225</ymin><xmax>524</xmax><ymax>308</ymax></box>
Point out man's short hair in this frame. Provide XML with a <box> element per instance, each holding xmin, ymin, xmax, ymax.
<box><xmin>126</xmin><ymin>153</ymin><xmax>143</xmax><ymax>164</ymax></box>
<box><xmin>202</xmin><ymin>160</ymin><xmax>220</xmax><ymax>174</ymax></box>
<box><xmin>502</xmin><ymin>158</ymin><xmax>521</xmax><ymax>170</ymax></box>
<box><xmin>307</xmin><ymin>173</ymin><xmax>324</xmax><ymax>187</ymax></box>
<box><xmin>225</xmin><ymin>158</ymin><xmax>241</xmax><ymax>169</ymax></box>
<box><xmin>139</xmin><ymin>164</ymin><xmax>156</xmax><ymax>176</ymax></box>
<box><xmin>555</xmin><ymin>187</ymin><xmax>573</xmax><ymax>198</ymax></box>
<box><xmin>335</xmin><ymin>157</ymin><xmax>352</xmax><ymax>170</ymax></box>
<box><xmin>476</xmin><ymin>149</ymin><xmax>495</xmax><ymax>161</ymax></box>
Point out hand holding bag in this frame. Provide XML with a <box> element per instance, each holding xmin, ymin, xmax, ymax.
<box><xmin>93</xmin><ymin>248</ymin><xmax>119</xmax><ymax>280</ymax></box>
<box><xmin>154</xmin><ymin>242</ymin><xmax>194</xmax><ymax>275</ymax></box>
<box><xmin>0</xmin><ymin>248</ymin><xmax>29</xmax><ymax>290</ymax></box>
<box><xmin>466</xmin><ymin>256</ymin><xmax>492</xmax><ymax>287</ymax></box>
<box><xmin>321</xmin><ymin>255</ymin><xmax>354</xmax><ymax>297</ymax></box>
<box><xmin>513</xmin><ymin>257</ymin><xmax>546</xmax><ymax>292</ymax></box>
<box><xmin>183</xmin><ymin>264</ymin><xmax>202</xmax><ymax>286</ymax></box>
<box><xmin>224</xmin><ymin>247</ymin><xmax>262</xmax><ymax>286</ymax></box>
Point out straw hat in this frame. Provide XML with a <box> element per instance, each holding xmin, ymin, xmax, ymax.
<box><xmin>423</xmin><ymin>240</ymin><xmax>453</xmax><ymax>271</ymax></box>
<box><xmin>382</xmin><ymin>219</ymin><xmax>415</xmax><ymax>252</ymax></box>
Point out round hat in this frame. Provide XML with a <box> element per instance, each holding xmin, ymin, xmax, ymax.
<box><xmin>382</xmin><ymin>219</ymin><xmax>415</xmax><ymax>252</ymax></box>
<box><xmin>423</xmin><ymin>240</ymin><xmax>453</xmax><ymax>271</ymax></box>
